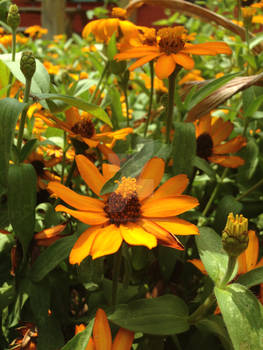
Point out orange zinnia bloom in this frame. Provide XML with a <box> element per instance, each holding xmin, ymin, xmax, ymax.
<box><xmin>115</xmin><ymin>26</ymin><xmax>232</xmax><ymax>79</ymax></box>
<box><xmin>195</xmin><ymin>114</ymin><xmax>246</xmax><ymax>168</ymax></box>
<box><xmin>24</xmin><ymin>25</ymin><xmax>48</xmax><ymax>39</ymax></box>
<box><xmin>75</xmin><ymin>308</ymin><xmax>134</xmax><ymax>350</ymax></box>
<box><xmin>82</xmin><ymin>7</ymin><xmax>138</xmax><ymax>43</ymax></box>
<box><xmin>48</xmin><ymin>155</ymin><xmax>199</xmax><ymax>264</ymax></box>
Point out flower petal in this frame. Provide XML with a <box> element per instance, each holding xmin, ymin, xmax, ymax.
<box><xmin>102</xmin><ymin>163</ymin><xmax>120</xmax><ymax>182</ymax></box>
<box><xmin>48</xmin><ymin>181</ymin><xmax>104</xmax><ymax>211</ymax></box>
<box><xmin>243</xmin><ymin>230</ymin><xmax>259</xmax><ymax>273</ymax></box>
<box><xmin>76</xmin><ymin>154</ymin><xmax>106</xmax><ymax>196</ymax></box>
<box><xmin>55</xmin><ymin>205</ymin><xmax>108</xmax><ymax>225</ymax></box>
<box><xmin>69</xmin><ymin>226</ymin><xmax>102</xmax><ymax>264</ymax></box>
<box><xmin>129</xmin><ymin>52</ymin><xmax>161</xmax><ymax>71</ymax></box>
<box><xmin>152</xmin><ymin>217</ymin><xmax>199</xmax><ymax>236</ymax></box>
<box><xmin>211</xmin><ymin>119</ymin><xmax>233</xmax><ymax>145</ymax></box>
<box><xmin>65</xmin><ymin>107</ymin><xmax>80</xmax><ymax>128</ymax></box>
<box><xmin>195</xmin><ymin>114</ymin><xmax>212</xmax><ymax>137</ymax></box>
<box><xmin>112</xmin><ymin>328</ymin><xmax>134</xmax><ymax>350</ymax></box>
<box><xmin>188</xmin><ymin>259</ymin><xmax>207</xmax><ymax>274</ymax></box>
<box><xmin>93</xmin><ymin>308</ymin><xmax>112</xmax><ymax>350</ymax></box>
<box><xmin>34</xmin><ymin>224</ymin><xmax>66</xmax><ymax>239</ymax></box>
<box><xmin>182</xmin><ymin>42</ymin><xmax>232</xmax><ymax>55</ymax></box>
<box><xmin>119</xmin><ymin>223</ymin><xmax>157</xmax><ymax>249</ymax></box>
<box><xmin>208</xmin><ymin>155</ymin><xmax>245</xmax><ymax>168</ymax></box>
<box><xmin>142</xmin><ymin>196</ymin><xmax>199</xmax><ymax>217</ymax></box>
<box><xmin>98</xmin><ymin>144</ymin><xmax>121</xmax><ymax>166</ymax></box>
<box><xmin>91</xmin><ymin>224</ymin><xmax>123</xmax><ymax>259</ymax></box>
<box><xmin>213</xmin><ymin>135</ymin><xmax>246</xmax><ymax>154</ymax></box>
<box><xmin>172</xmin><ymin>53</ymin><xmax>194</xmax><ymax>70</ymax></box>
<box><xmin>155</xmin><ymin>54</ymin><xmax>176</xmax><ymax>79</ymax></box>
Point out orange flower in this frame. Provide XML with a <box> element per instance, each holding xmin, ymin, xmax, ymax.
<box><xmin>195</xmin><ymin>114</ymin><xmax>246</xmax><ymax>168</ymax></box>
<box><xmin>34</xmin><ymin>224</ymin><xmax>67</xmax><ymax>246</ymax></box>
<box><xmin>178</xmin><ymin>69</ymin><xmax>204</xmax><ymax>85</ymax></box>
<box><xmin>24</xmin><ymin>25</ymin><xmax>48</xmax><ymax>39</ymax></box>
<box><xmin>82</xmin><ymin>7</ymin><xmax>138</xmax><ymax>43</ymax></box>
<box><xmin>75</xmin><ymin>308</ymin><xmax>134</xmax><ymax>350</ymax></box>
<box><xmin>48</xmin><ymin>156</ymin><xmax>199</xmax><ymax>264</ymax></box>
<box><xmin>115</xmin><ymin>26</ymin><xmax>232</xmax><ymax>79</ymax></box>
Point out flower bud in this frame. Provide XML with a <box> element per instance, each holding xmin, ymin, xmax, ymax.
<box><xmin>7</xmin><ymin>5</ymin><xmax>20</xmax><ymax>31</ymax></box>
<box><xmin>20</xmin><ymin>51</ymin><xmax>36</xmax><ymax>80</ymax></box>
<box><xmin>222</xmin><ymin>213</ymin><xmax>249</xmax><ymax>257</ymax></box>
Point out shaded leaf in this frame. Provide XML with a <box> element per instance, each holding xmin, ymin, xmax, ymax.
<box><xmin>61</xmin><ymin>319</ymin><xmax>94</xmax><ymax>350</ymax></box>
<box><xmin>193</xmin><ymin>156</ymin><xmax>216</xmax><ymax>180</ymax></box>
<box><xmin>236</xmin><ymin>267</ymin><xmax>263</xmax><ymax>288</ymax></box>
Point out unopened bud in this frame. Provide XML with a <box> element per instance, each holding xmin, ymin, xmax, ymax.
<box><xmin>222</xmin><ymin>213</ymin><xmax>249</xmax><ymax>257</ymax></box>
<box><xmin>7</xmin><ymin>5</ymin><xmax>20</xmax><ymax>31</ymax></box>
<box><xmin>20</xmin><ymin>51</ymin><xmax>36</xmax><ymax>80</ymax></box>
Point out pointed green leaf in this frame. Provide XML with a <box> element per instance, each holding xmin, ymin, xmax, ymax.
<box><xmin>193</xmin><ymin>156</ymin><xmax>216</xmax><ymax>180</ymax></box>
<box><xmin>108</xmin><ymin>295</ymin><xmax>189</xmax><ymax>335</ymax></box>
<box><xmin>236</xmin><ymin>266</ymin><xmax>263</xmax><ymax>288</ymax></box>
<box><xmin>61</xmin><ymin>318</ymin><xmax>94</xmax><ymax>350</ymax></box>
<box><xmin>237</xmin><ymin>140</ymin><xmax>259</xmax><ymax>181</ymax></box>
<box><xmin>19</xmin><ymin>138</ymin><xmax>38</xmax><ymax>163</ymax></box>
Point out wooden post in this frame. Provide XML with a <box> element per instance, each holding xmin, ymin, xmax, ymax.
<box><xmin>41</xmin><ymin>0</ymin><xmax>65</xmax><ymax>39</ymax></box>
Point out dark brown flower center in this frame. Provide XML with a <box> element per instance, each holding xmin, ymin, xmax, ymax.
<box><xmin>71</xmin><ymin>119</ymin><xmax>95</xmax><ymax>139</ymax></box>
<box><xmin>158</xmin><ymin>27</ymin><xmax>185</xmax><ymax>55</ymax></box>
<box><xmin>31</xmin><ymin>160</ymin><xmax>45</xmax><ymax>176</ymax></box>
<box><xmin>196</xmin><ymin>132</ymin><xmax>214</xmax><ymax>160</ymax></box>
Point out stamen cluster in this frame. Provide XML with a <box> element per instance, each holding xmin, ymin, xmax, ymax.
<box><xmin>71</xmin><ymin>119</ymin><xmax>95</xmax><ymax>138</ymax></box>
<box><xmin>158</xmin><ymin>27</ymin><xmax>186</xmax><ymax>54</ymax></box>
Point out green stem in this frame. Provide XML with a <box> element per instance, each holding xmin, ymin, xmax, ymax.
<box><xmin>65</xmin><ymin>160</ymin><xmax>76</xmax><ymax>187</ymax></box>
<box><xmin>236</xmin><ymin>177</ymin><xmax>263</xmax><ymax>201</ymax></box>
<box><xmin>89</xmin><ymin>61</ymin><xmax>109</xmax><ymax>104</ymax></box>
<box><xmin>188</xmin><ymin>293</ymin><xmax>216</xmax><ymax>324</ymax></box>
<box><xmin>202</xmin><ymin>168</ymin><xmax>228</xmax><ymax>216</ymax></box>
<box><xmin>7</xmin><ymin>29</ymin><xmax>17</xmax><ymax>97</ymax></box>
<box><xmin>61</xmin><ymin>132</ymin><xmax>67</xmax><ymax>184</ymax></box>
<box><xmin>112</xmin><ymin>245</ymin><xmax>122</xmax><ymax>309</ymax></box>
<box><xmin>144</xmin><ymin>61</ymin><xmax>154</xmax><ymax>137</ymax></box>
<box><xmin>123</xmin><ymin>86</ymin><xmax>130</xmax><ymax>127</ymax></box>
<box><xmin>17</xmin><ymin>78</ymin><xmax>32</xmax><ymax>153</ymax></box>
<box><xmin>219</xmin><ymin>255</ymin><xmax>237</xmax><ymax>288</ymax></box>
<box><xmin>165</xmin><ymin>69</ymin><xmax>178</xmax><ymax>144</ymax></box>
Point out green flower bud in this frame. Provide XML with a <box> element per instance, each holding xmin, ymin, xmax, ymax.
<box><xmin>7</xmin><ymin>4</ymin><xmax>20</xmax><ymax>31</ymax></box>
<box><xmin>20</xmin><ymin>51</ymin><xmax>36</xmax><ymax>80</ymax></box>
<box><xmin>222</xmin><ymin>213</ymin><xmax>249</xmax><ymax>257</ymax></box>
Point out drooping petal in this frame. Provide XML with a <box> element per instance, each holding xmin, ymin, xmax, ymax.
<box><xmin>34</xmin><ymin>224</ymin><xmax>66</xmax><ymax>239</ymax></box>
<box><xmin>115</xmin><ymin>46</ymin><xmax>160</xmax><ymax>60</ymax></box>
<box><xmin>213</xmin><ymin>135</ymin><xmax>246</xmax><ymax>154</ymax></box>
<box><xmin>172</xmin><ymin>53</ymin><xmax>194</xmax><ymax>70</ymax></box>
<box><xmin>102</xmin><ymin>163</ymin><xmax>120</xmax><ymax>182</ymax></box>
<box><xmin>82</xmin><ymin>137</ymin><xmax>99</xmax><ymax>148</ymax></box>
<box><xmin>244</xmin><ymin>230</ymin><xmax>259</xmax><ymax>272</ymax></box>
<box><xmin>98</xmin><ymin>144</ymin><xmax>121</xmax><ymax>167</ymax></box>
<box><xmin>119</xmin><ymin>223</ymin><xmax>157</xmax><ymax>249</ymax></box>
<box><xmin>90</xmin><ymin>224</ymin><xmax>123</xmax><ymax>259</ymax></box>
<box><xmin>195</xmin><ymin>114</ymin><xmax>212</xmax><ymax>137</ymax></box>
<box><xmin>142</xmin><ymin>196</ymin><xmax>199</xmax><ymax>217</ymax></box>
<box><xmin>128</xmin><ymin>52</ymin><xmax>161</xmax><ymax>71</ymax></box>
<box><xmin>155</xmin><ymin>54</ymin><xmax>176</xmax><ymax>79</ymax></box>
<box><xmin>208</xmin><ymin>155</ymin><xmax>245</xmax><ymax>168</ymax></box>
<box><xmin>69</xmin><ymin>226</ymin><xmax>102</xmax><ymax>264</ymax></box>
<box><xmin>76</xmin><ymin>154</ymin><xmax>106</xmax><ymax>197</ymax></box>
<box><xmin>87</xmin><ymin>338</ymin><xmax>95</xmax><ymax>350</ymax></box>
<box><xmin>137</xmin><ymin>157</ymin><xmax>165</xmax><ymax>201</ymax></box>
<box><xmin>182</xmin><ymin>42</ymin><xmax>232</xmax><ymax>55</ymax></box>
<box><xmin>211</xmin><ymin>120</ymin><xmax>233</xmax><ymax>145</ymax></box>
<box><xmin>104</xmin><ymin>18</ymin><xmax>118</xmax><ymax>38</ymax></box>
<box><xmin>65</xmin><ymin>107</ymin><xmax>80</xmax><ymax>127</ymax></box>
<box><xmin>48</xmin><ymin>181</ymin><xmax>104</xmax><ymax>211</ymax></box>
<box><xmin>119</xmin><ymin>20</ymin><xmax>139</xmax><ymax>38</ymax></box>
<box><xmin>93</xmin><ymin>309</ymin><xmax>112</xmax><ymax>350</ymax></box>
<box><xmin>188</xmin><ymin>259</ymin><xmax>207</xmax><ymax>274</ymax></box>
<box><xmin>112</xmin><ymin>328</ymin><xmax>134</xmax><ymax>350</ymax></box>
<box><xmin>152</xmin><ymin>217</ymin><xmax>199</xmax><ymax>236</ymax></box>
<box><xmin>55</xmin><ymin>205</ymin><xmax>108</xmax><ymax>225</ymax></box>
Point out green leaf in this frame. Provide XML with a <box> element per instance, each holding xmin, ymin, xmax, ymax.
<box><xmin>107</xmin><ymin>32</ymin><xmax>117</xmax><ymax>61</ymax></box>
<box><xmin>237</xmin><ymin>140</ymin><xmax>259</xmax><ymax>181</ymax></box>
<box><xmin>0</xmin><ymin>282</ymin><xmax>15</xmax><ymax>311</ymax></box>
<box><xmin>196</xmin><ymin>227</ymin><xmax>237</xmax><ymax>284</ymax></box>
<box><xmin>108</xmin><ymin>295</ymin><xmax>189</xmax><ymax>335</ymax></box>
<box><xmin>236</xmin><ymin>266</ymin><xmax>263</xmax><ymax>288</ymax></box>
<box><xmin>34</xmin><ymin>93</ymin><xmax>112</xmax><ymax>127</ymax></box>
<box><xmin>193</xmin><ymin>156</ymin><xmax>216</xmax><ymax>180</ymax></box>
<box><xmin>249</xmin><ymin>33</ymin><xmax>263</xmax><ymax>49</ymax></box>
<box><xmin>0</xmin><ymin>98</ymin><xmax>26</xmax><ymax>189</ymax></box>
<box><xmin>30</xmin><ymin>235</ymin><xmax>77</xmax><ymax>282</ymax></box>
<box><xmin>215</xmin><ymin>283</ymin><xmax>263</xmax><ymax>350</ymax></box>
<box><xmin>19</xmin><ymin>138</ymin><xmax>38</xmax><ymax>163</ymax></box>
<box><xmin>61</xmin><ymin>319</ymin><xmax>94</xmax><ymax>350</ymax></box>
<box><xmin>109</xmin><ymin>87</ymin><xmax>122</xmax><ymax>129</ymax></box>
<box><xmin>242</xmin><ymin>86</ymin><xmax>256</xmax><ymax>116</ymax></box>
<box><xmin>38</xmin><ymin>315</ymin><xmax>65</xmax><ymax>350</ymax></box>
<box><xmin>100</xmin><ymin>141</ymin><xmax>170</xmax><ymax>195</ymax></box>
<box><xmin>244</xmin><ymin>94</ymin><xmax>263</xmax><ymax>118</ymax></box>
<box><xmin>187</xmin><ymin>72</ymin><xmax>240</xmax><ymax>111</ymax></box>
<box><xmin>8</xmin><ymin>278</ymin><xmax>30</xmax><ymax>327</ymax></box>
<box><xmin>0</xmin><ymin>52</ymin><xmax>50</xmax><ymax>94</ymax></box>
<box><xmin>171</xmin><ymin>122</ymin><xmax>196</xmax><ymax>178</ymax></box>
<box><xmin>0</xmin><ymin>59</ymin><xmax>9</xmax><ymax>89</ymax></box>
<box><xmin>8</xmin><ymin>163</ymin><xmax>37</xmax><ymax>256</ymax></box>
<box><xmin>213</xmin><ymin>195</ymin><xmax>243</xmax><ymax>234</ymax></box>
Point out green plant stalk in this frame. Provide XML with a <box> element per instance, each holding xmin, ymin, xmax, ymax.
<box><xmin>144</xmin><ymin>61</ymin><xmax>154</xmax><ymax>137</ymax></box>
<box><xmin>123</xmin><ymin>85</ymin><xmax>130</xmax><ymax>127</ymax></box>
<box><xmin>89</xmin><ymin>61</ymin><xmax>109</xmax><ymax>103</ymax></box>
<box><xmin>188</xmin><ymin>293</ymin><xmax>216</xmax><ymax>324</ymax></box>
<box><xmin>7</xmin><ymin>28</ymin><xmax>17</xmax><ymax>97</ymax></box>
<box><xmin>236</xmin><ymin>177</ymin><xmax>263</xmax><ymax>201</ymax></box>
<box><xmin>202</xmin><ymin>168</ymin><xmax>228</xmax><ymax>216</ymax></box>
<box><xmin>61</xmin><ymin>131</ymin><xmax>67</xmax><ymax>184</ymax></box>
<box><xmin>166</xmin><ymin>69</ymin><xmax>178</xmax><ymax>144</ymax></box>
<box><xmin>219</xmin><ymin>255</ymin><xmax>237</xmax><ymax>288</ymax></box>
<box><xmin>17</xmin><ymin>78</ymin><xmax>32</xmax><ymax>154</ymax></box>
<box><xmin>112</xmin><ymin>245</ymin><xmax>122</xmax><ymax>309</ymax></box>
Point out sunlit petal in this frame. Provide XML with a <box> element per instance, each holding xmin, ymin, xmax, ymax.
<box><xmin>55</xmin><ymin>205</ymin><xmax>108</xmax><ymax>225</ymax></box>
<box><xmin>119</xmin><ymin>223</ymin><xmax>157</xmax><ymax>249</ymax></box>
<box><xmin>112</xmin><ymin>328</ymin><xmax>134</xmax><ymax>350</ymax></box>
<box><xmin>93</xmin><ymin>309</ymin><xmax>112</xmax><ymax>350</ymax></box>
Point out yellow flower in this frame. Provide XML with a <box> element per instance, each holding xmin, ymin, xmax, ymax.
<box><xmin>75</xmin><ymin>308</ymin><xmax>134</xmax><ymax>350</ymax></box>
<box><xmin>24</xmin><ymin>25</ymin><xmax>48</xmax><ymax>38</ymax></box>
<box><xmin>178</xmin><ymin>69</ymin><xmax>204</xmax><ymax>85</ymax></box>
<box><xmin>115</xmin><ymin>26</ymin><xmax>232</xmax><ymax>79</ymax></box>
<box><xmin>48</xmin><ymin>156</ymin><xmax>199</xmax><ymax>264</ymax></box>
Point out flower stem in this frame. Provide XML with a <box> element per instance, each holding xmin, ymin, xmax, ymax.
<box><xmin>17</xmin><ymin>78</ymin><xmax>32</xmax><ymax>154</ymax></box>
<box><xmin>166</xmin><ymin>68</ymin><xmax>179</xmax><ymax>144</ymax></box>
<box><xmin>123</xmin><ymin>86</ymin><xmax>130</xmax><ymax>127</ymax></box>
<box><xmin>7</xmin><ymin>29</ymin><xmax>17</xmax><ymax>97</ymax></box>
<box><xmin>112</xmin><ymin>245</ymin><xmax>122</xmax><ymax>309</ymax></box>
<box><xmin>236</xmin><ymin>177</ymin><xmax>263</xmax><ymax>201</ymax></box>
<box><xmin>65</xmin><ymin>160</ymin><xmax>76</xmax><ymax>187</ymax></box>
<box><xmin>89</xmin><ymin>61</ymin><xmax>109</xmax><ymax>104</ymax></box>
<box><xmin>144</xmin><ymin>61</ymin><xmax>154</xmax><ymax>137</ymax></box>
<box><xmin>188</xmin><ymin>293</ymin><xmax>216</xmax><ymax>324</ymax></box>
<box><xmin>219</xmin><ymin>255</ymin><xmax>237</xmax><ymax>288</ymax></box>
<box><xmin>202</xmin><ymin>168</ymin><xmax>228</xmax><ymax>216</ymax></box>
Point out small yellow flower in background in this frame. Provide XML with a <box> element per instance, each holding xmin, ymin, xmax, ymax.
<box><xmin>115</xmin><ymin>26</ymin><xmax>232</xmax><ymax>79</ymax></box>
<box><xmin>178</xmin><ymin>69</ymin><xmax>204</xmax><ymax>85</ymax></box>
<box><xmin>138</xmin><ymin>72</ymin><xmax>168</xmax><ymax>92</ymax></box>
<box><xmin>75</xmin><ymin>308</ymin><xmax>134</xmax><ymax>350</ymax></box>
<box><xmin>48</xmin><ymin>155</ymin><xmax>199</xmax><ymax>264</ymax></box>
<box><xmin>242</xmin><ymin>7</ymin><xmax>257</xmax><ymax>27</ymax></box>
<box><xmin>25</xmin><ymin>25</ymin><xmax>48</xmax><ymax>39</ymax></box>
<box><xmin>195</xmin><ymin>114</ymin><xmax>247</xmax><ymax>168</ymax></box>
<box><xmin>43</xmin><ymin>61</ymin><xmax>61</xmax><ymax>75</ymax></box>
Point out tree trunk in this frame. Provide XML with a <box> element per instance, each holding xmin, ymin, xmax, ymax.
<box><xmin>41</xmin><ymin>0</ymin><xmax>65</xmax><ymax>39</ymax></box>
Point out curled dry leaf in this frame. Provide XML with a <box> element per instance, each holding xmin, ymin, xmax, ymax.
<box><xmin>185</xmin><ymin>72</ymin><xmax>263</xmax><ymax>122</ymax></box>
